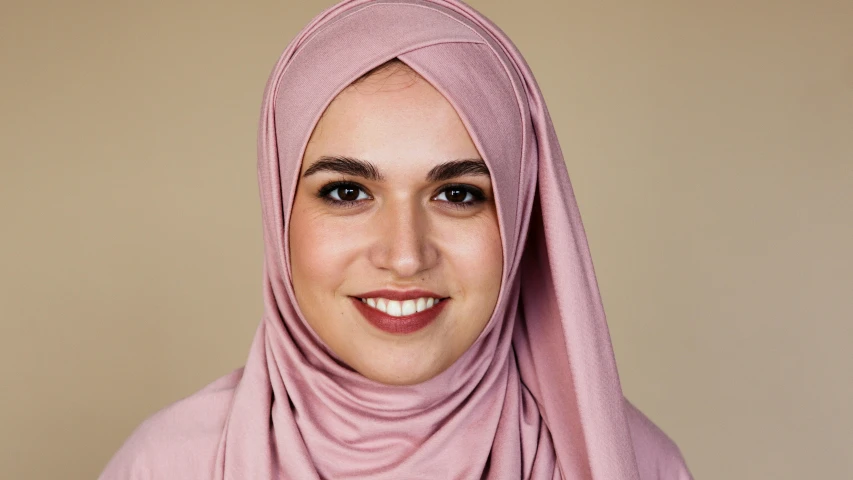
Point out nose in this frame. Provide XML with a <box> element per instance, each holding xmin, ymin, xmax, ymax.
<box><xmin>368</xmin><ymin>199</ymin><xmax>439</xmax><ymax>278</ymax></box>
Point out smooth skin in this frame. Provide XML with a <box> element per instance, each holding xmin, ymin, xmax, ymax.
<box><xmin>288</xmin><ymin>62</ymin><xmax>503</xmax><ymax>386</ymax></box>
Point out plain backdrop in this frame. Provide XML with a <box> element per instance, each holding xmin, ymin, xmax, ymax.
<box><xmin>2</xmin><ymin>0</ymin><xmax>851</xmax><ymax>478</ymax></box>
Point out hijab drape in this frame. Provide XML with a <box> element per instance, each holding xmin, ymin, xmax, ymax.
<box><xmin>100</xmin><ymin>1</ymin><xmax>692</xmax><ymax>478</ymax></box>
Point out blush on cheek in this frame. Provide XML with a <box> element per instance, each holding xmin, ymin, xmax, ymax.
<box><xmin>289</xmin><ymin>208</ymin><xmax>369</xmax><ymax>321</ymax></box>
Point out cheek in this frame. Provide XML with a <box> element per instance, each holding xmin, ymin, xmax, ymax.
<box><xmin>288</xmin><ymin>204</ymin><xmax>359</xmax><ymax>299</ymax></box>
<box><xmin>440</xmin><ymin>216</ymin><xmax>503</xmax><ymax>297</ymax></box>
<box><xmin>478</xmin><ymin>230</ymin><xmax>504</xmax><ymax>298</ymax></box>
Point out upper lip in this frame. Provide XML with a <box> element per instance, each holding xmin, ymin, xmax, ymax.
<box><xmin>352</xmin><ymin>289</ymin><xmax>447</xmax><ymax>301</ymax></box>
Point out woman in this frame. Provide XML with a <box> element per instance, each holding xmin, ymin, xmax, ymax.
<box><xmin>101</xmin><ymin>0</ymin><xmax>692</xmax><ymax>478</ymax></box>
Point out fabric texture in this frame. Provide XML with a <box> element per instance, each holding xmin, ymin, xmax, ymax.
<box><xmin>100</xmin><ymin>0</ymin><xmax>693</xmax><ymax>478</ymax></box>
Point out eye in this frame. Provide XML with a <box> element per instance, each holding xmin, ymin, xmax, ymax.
<box><xmin>317</xmin><ymin>181</ymin><xmax>371</xmax><ymax>206</ymax></box>
<box><xmin>433</xmin><ymin>184</ymin><xmax>486</xmax><ymax>208</ymax></box>
<box><xmin>435</xmin><ymin>187</ymin><xmax>473</xmax><ymax>203</ymax></box>
<box><xmin>328</xmin><ymin>184</ymin><xmax>369</xmax><ymax>202</ymax></box>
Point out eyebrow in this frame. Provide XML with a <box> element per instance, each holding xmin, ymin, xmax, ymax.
<box><xmin>302</xmin><ymin>155</ymin><xmax>490</xmax><ymax>182</ymax></box>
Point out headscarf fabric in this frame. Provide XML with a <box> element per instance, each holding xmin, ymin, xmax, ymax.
<box><xmin>100</xmin><ymin>1</ymin><xmax>692</xmax><ymax>478</ymax></box>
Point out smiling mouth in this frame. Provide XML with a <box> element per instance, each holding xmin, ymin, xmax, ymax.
<box><xmin>357</xmin><ymin>296</ymin><xmax>446</xmax><ymax>317</ymax></box>
<box><xmin>349</xmin><ymin>296</ymin><xmax>449</xmax><ymax>335</ymax></box>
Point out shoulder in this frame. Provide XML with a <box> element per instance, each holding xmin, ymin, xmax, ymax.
<box><xmin>623</xmin><ymin>397</ymin><xmax>694</xmax><ymax>480</ymax></box>
<box><xmin>98</xmin><ymin>368</ymin><xmax>244</xmax><ymax>480</ymax></box>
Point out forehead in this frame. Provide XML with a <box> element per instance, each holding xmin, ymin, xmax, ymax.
<box><xmin>303</xmin><ymin>74</ymin><xmax>481</xmax><ymax>172</ymax></box>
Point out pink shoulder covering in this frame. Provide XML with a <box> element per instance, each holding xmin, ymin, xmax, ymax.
<box><xmin>623</xmin><ymin>398</ymin><xmax>694</xmax><ymax>480</ymax></box>
<box><xmin>98</xmin><ymin>368</ymin><xmax>244</xmax><ymax>480</ymax></box>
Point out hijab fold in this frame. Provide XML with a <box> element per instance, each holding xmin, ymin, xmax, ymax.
<box><xmin>100</xmin><ymin>1</ymin><xmax>693</xmax><ymax>478</ymax></box>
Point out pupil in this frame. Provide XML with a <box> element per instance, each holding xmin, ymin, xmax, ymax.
<box><xmin>339</xmin><ymin>186</ymin><xmax>358</xmax><ymax>201</ymax></box>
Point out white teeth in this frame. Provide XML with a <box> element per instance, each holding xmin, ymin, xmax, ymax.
<box><xmin>402</xmin><ymin>300</ymin><xmax>416</xmax><ymax>315</ymax></box>
<box><xmin>387</xmin><ymin>300</ymin><xmax>402</xmax><ymax>316</ymax></box>
<box><xmin>359</xmin><ymin>296</ymin><xmax>443</xmax><ymax>317</ymax></box>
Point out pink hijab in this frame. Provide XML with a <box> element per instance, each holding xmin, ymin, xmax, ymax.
<box><xmin>101</xmin><ymin>0</ymin><xmax>692</xmax><ymax>478</ymax></box>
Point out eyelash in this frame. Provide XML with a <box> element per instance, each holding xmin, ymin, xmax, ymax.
<box><xmin>315</xmin><ymin>181</ymin><xmax>487</xmax><ymax>210</ymax></box>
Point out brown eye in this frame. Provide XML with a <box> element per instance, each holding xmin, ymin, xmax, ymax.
<box><xmin>336</xmin><ymin>186</ymin><xmax>360</xmax><ymax>201</ymax></box>
<box><xmin>445</xmin><ymin>187</ymin><xmax>468</xmax><ymax>203</ymax></box>
<box><xmin>439</xmin><ymin>187</ymin><xmax>474</xmax><ymax>203</ymax></box>
<box><xmin>433</xmin><ymin>185</ymin><xmax>485</xmax><ymax>209</ymax></box>
<box><xmin>318</xmin><ymin>182</ymin><xmax>370</xmax><ymax>205</ymax></box>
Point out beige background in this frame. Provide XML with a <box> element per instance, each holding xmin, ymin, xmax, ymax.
<box><xmin>1</xmin><ymin>0</ymin><xmax>851</xmax><ymax>478</ymax></box>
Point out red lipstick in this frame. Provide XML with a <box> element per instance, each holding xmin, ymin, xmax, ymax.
<box><xmin>349</xmin><ymin>291</ymin><xmax>449</xmax><ymax>335</ymax></box>
<box><xmin>354</xmin><ymin>289</ymin><xmax>445</xmax><ymax>301</ymax></box>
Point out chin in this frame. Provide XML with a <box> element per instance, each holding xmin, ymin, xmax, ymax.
<box><xmin>353</xmin><ymin>349</ymin><xmax>448</xmax><ymax>386</ymax></box>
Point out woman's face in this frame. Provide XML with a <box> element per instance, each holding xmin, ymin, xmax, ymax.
<box><xmin>289</xmin><ymin>64</ymin><xmax>503</xmax><ymax>386</ymax></box>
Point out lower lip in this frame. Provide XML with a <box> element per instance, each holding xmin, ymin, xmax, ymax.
<box><xmin>350</xmin><ymin>297</ymin><xmax>448</xmax><ymax>335</ymax></box>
